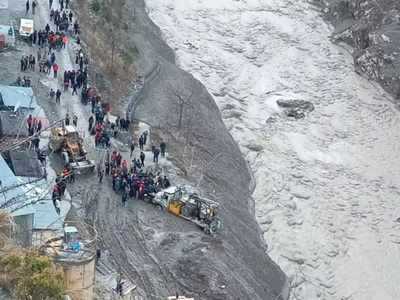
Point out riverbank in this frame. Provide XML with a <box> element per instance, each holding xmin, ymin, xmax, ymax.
<box><xmin>143</xmin><ymin>0</ymin><xmax>400</xmax><ymax>299</ymax></box>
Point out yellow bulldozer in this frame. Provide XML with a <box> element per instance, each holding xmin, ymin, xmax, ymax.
<box><xmin>49</xmin><ymin>125</ymin><xmax>95</xmax><ymax>173</ymax></box>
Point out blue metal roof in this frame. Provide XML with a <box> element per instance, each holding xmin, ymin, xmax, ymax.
<box><xmin>0</xmin><ymin>85</ymin><xmax>45</xmax><ymax>116</ymax></box>
<box><xmin>0</xmin><ymin>154</ymin><xmax>26</xmax><ymax>208</ymax></box>
<box><xmin>0</xmin><ymin>85</ymin><xmax>35</xmax><ymax>108</ymax></box>
<box><xmin>0</xmin><ymin>155</ymin><xmax>69</xmax><ymax>230</ymax></box>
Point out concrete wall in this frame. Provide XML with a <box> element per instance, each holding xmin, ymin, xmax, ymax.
<box><xmin>60</xmin><ymin>256</ymin><xmax>96</xmax><ymax>300</ymax></box>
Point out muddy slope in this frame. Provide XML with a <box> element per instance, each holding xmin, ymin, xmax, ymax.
<box><xmin>317</xmin><ymin>0</ymin><xmax>400</xmax><ymax>100</ymax></box>
<box><xmin>75</xmin><ymin>0</ymin><xmax>289</xmax><ymax>299</ymax></box>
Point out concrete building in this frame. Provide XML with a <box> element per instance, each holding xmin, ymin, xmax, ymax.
<box><xmin>42</xmin><ymin>225</ymin><xmax>97</xmax><ymax>300</ymax></box>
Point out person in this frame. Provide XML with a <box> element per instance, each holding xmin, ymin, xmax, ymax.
<box><xmin>27</xmin><ymin>114</ymin><xmax>33</xmax><ymax>133</ymax></box>
<box><xmin>25</xmin><ymin>0</ymin><xmax>30</xmax><ymax>14</ymax></box>
<box><xmin>52</xmin><ymin>184</ymin><xmax>61</xmax><ymax>215</ymax></box>
<box><xmin>88</xmin><ymin>115</ymin><xmax>94</xmax><ymax>132</ymax></box>
<box><xmin>37</xmin><ymin>149</ymin><xmax>46</xmax><ymax>166</ymax></box>
<box><xmin>112</xmin><ymin>171</ymin><xmax>117</xmax><ymax>190</ymax></box>
<box><xmin>72</xmin><ymin>81</ymin><xmax>78</xmax><ymax>95</ymax></box>
<box><xmin>65</xmin><ymin>113</ymin><xmax>70</xmax><ymax>126</ymax></box>
<box><xmin>96</xmin><ymin>248</ymin><xmax>101</xmax><ymax>264</ymax></box>
<box><xmin>49</xmin><ymin>0</ymin><xmax>53</xmax><ymax>8</ymax></box>
<box><xmin>163</xmin><ymin>176</ymin><xmax>170</xmax><ymax>188</ymax></box>
<box><xmin>140</xmin><ymin>151</ymin><xmax>145</xmax><ymax>167</ymax></box>
<box><xmin>160</xmin><ymin>141</ymin><xmax>166</xmax><ymax>157</ymax></box>
<box><xmin>31</xmin><ymin>134</ymin><xmax>40</xmax><ymax>150</ymax></box>
<box><xmin>32</xmin><ymin>0</ymin><xmax>36</xmax><ymax>14</ymax></box>
<box><xmin>37</xmin><ymin>119</ymin><xmax>42</xmax><ymax>133</ymax></box>
<box><xmin>62</xmin><ymin>35</ymin><xmax>68</xmax><ymax>48</ymax></box>
<box><xmin>56</xmin><ymin>89</ymin><xmax>62</xmax><ymax>104</ymax></box>
<box><xmin>115</xmin><ymin>274</ymin><xmax>123</xmax><ymax>296</ymax></box>
<box><xmin>52</xmin><ymin>63</ymin><xmax>59</xmax><ymax>78</ymax></box>
<box><xmin>139</xmin><ymin>135</ymin><xmax>144</xmax><ymax>150</ymax></box>
<box><xmin>49</xmin><ymin>88</ymin><xmax>55</xmax><ymax>99</ymax></box>
<box><xmin>122</xmin><ymin>187</ymin><xmax>128</xmax><ymax>207</ymax></box>
<box><xmin>98</xmin><ymin>168</ymin><xmax>104</xmax><ymax>183</ymax></box>
<box><xmin>130</xmin><ymin>139</ymin><xmax>135</xmax><ymax>157</ymax></box>
<box><xmin>105</xmin><ymin>161</ymin><xmax>110</xmax><ymax>176</ymax></box>
<box><xmin>143</xmin><ymin>131</ymin><xmax>148</xmax><ymax>145</ymax></box>
<box><xmin>153</xmin><ymin>148</ymin><xmax>160</xmax><ymax>163</ymax></box>
<box><xmin>72</xmin><ymin>115</ymin><xmax>78</xmax><ymax>127</ymax></box>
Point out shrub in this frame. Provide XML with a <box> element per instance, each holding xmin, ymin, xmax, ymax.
<box><xmin>0</xmin><ymin>249</ymin><xmax>66</xmax><ymax>300</ymax></box>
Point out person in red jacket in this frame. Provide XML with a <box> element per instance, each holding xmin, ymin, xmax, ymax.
<box><xmin>52</xmin><ymin>63</ymin><xmax>59</xmax><ymax>78</ymax></box>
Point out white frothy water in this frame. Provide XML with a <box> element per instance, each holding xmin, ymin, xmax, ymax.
<box><xmin>144</xmin><ymin>0</ymin><xmax>400</xmax><ymax>299</ymax></box>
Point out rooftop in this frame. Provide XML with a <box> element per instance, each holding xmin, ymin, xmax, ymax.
<box><xmin>0</xmin><ymin>154</ymin><xmax>70</xmax><ymax>231</ymax></box>
<box><xmin>3</xmin><ymin>150</ymin><xmax>44</xmax><ymax>177</ymax></box>
<box><xmin>0</xmin><ymin>85</ymin><xmax>45</xmax><ymax>116</ymax></box>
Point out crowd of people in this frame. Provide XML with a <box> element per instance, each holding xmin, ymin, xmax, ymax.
<box><xmin>14</xmin><ymin>76</ymin><xmax>32</xmax><ymax>87</ymax></box>
<box><xmin>98</xmin><ymin>148</ymin><xmax>171</xmax><ymax>206</ymax></box>
<box><xmin>26</xmin><ymin>114</ymin><xmax>43</xmax><ymax>135</ymax></box>
<box><xmin>22</xmin><ymin>0</ymin><xmax>173</xmax><ymax>214</ymax></box>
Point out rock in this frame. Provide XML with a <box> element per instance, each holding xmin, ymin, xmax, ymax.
<box><xmin>322</xmin><ymin>0</ymin><xmax>400</xmax><ymax>100</ymax></box>
<box><xmin>277</xmin><ymin>99</ymin><xmax>315</xmax><ymax>119</ymax></box>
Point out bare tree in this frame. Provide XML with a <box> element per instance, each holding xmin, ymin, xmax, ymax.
<box><xmin>168</xmin><ymin>83</ymin><xmax>194</xmax><ymax>130</ymax></box>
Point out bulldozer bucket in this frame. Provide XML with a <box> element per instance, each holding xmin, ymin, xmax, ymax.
<box><xmin>70</xmin><ymin>160</ymin><xmax>95</xmax><ymax>174</ymax></box>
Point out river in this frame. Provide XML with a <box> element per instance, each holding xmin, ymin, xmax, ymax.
<box><xmin>144</xmin><ymin>0</ymin><xmax>400</xmax><ymax>299</ymax></box>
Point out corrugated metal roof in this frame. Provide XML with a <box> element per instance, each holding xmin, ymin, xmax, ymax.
<box><xmin>0</xmin><ymin>85</ymin><xmax>35</xmax><ymax>108</ymax></box>
<box><xmin>0</xmin><ymin>153</ymin><xmax>26</xmax><ymax>208</ymax></box>
<box><xmin>0</xmin><ymin>85</ymin><xmax>45</xmax><ymax>116</ymax></box>
<box><xmin>0</xmin><ymin>155</ymin><xmax>69</xmax><ymax>231</ymax></box>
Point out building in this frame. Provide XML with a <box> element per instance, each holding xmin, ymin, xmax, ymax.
<box><xmin>0</xmin><ymin>85</ymin><xmax>47</xmax><ymax>137</ymax></box>
<box><xmin>0</xmin><ymin>24</ymin><xmax>14</xmax><ymax>49</ymax></box>
<box><xmin>41</xmin><ymin>224</ymin><xmax>97</xmax><ymax>300</ymax></box>
<box><xmin>0</xmin><ymin>153</ymin><xmax>70</xmax><ymax>247</ymax></box>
